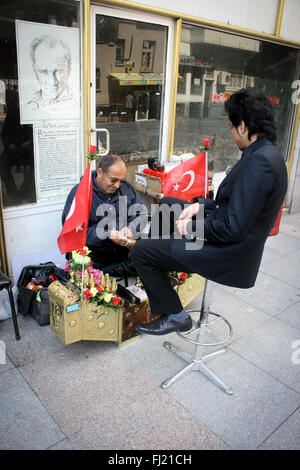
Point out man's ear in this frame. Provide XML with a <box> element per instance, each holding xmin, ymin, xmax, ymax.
<box><xmin>238</xmin><ymin>120</ymin><xmax>248</xmax><ymax>136</ymax></box>
<box><xmin>97</xmin><ymin>167</ymin><xmax>103</xmax><ymax>177</ymax></box>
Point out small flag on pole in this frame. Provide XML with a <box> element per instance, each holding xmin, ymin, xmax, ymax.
<box><xmin>57</xmin><ymin>164</ymin><xmax>93</xmax><ymax>254</ymax></box>
<box><xmin>162</xmin><ymin>151</ymin><xmax>208</xmax><ymax>201</ymax></box>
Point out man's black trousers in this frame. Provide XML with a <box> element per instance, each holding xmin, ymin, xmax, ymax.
<box><xmin>130</xmin><ymin>197</ymin><xmax>195</xmax><ymax>316</ymax></box>
<box><xmin>130</xmin><ymin>237</ymin><xmax>192</xmax><ymax>316</ymax></box>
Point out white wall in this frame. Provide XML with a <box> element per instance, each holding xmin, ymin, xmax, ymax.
<box><xmin>128</xmin><ymin>0</ymin><xmax>280</xmax><ymax>36</ymax></box>
<box><xmin>281</xmin><ymin>0</ymin><xmax>300</xmax><ymax>43</ymax></box>
<box><xmin>129</xmin><ymin>0</ymin><xmax>300</xmax><ymax>42</ymax></box>
<box><xmin>4</xmin><ymin>202</ymin><xmax>66</xmax><ymax>282</ymax></box>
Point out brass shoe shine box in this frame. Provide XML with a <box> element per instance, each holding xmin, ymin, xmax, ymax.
<box><xmin>49</xmin><ymin>274</ymin><xmax>205</xmax><ymax>346</ymax></box>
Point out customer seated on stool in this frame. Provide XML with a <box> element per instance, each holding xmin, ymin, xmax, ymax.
<box><xmin>131</xmin><ymin>88</ymin><xmax>288</xmax><ymax>336</ymax></box>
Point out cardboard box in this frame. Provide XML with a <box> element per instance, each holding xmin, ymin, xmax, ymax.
<box><xmin>134</xmin><ymin>171</ymin><xmax>148</xmax><ymax>194</ymax></box>
<box><xmin>134</xmin><ymin>172</ymin><xmax>163</xmax><ymax>198</ymax></box>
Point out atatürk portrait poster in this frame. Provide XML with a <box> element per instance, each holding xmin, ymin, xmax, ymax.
<box><xmin>16</xmin><ymin>20</ymin><xmax>80</xmax><ymax>124</ymax></box>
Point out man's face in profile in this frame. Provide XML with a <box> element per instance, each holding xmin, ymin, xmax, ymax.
<box><xmin>33</xmin><ymin>43</ymin><xmax>71</xmax><ymax>101</ymax></box>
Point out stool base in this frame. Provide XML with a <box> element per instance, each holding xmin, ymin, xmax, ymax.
<box><xmin>161</xmin><ymin>340</ymin><xmax>234</xmax><ymax>395</ymax></box>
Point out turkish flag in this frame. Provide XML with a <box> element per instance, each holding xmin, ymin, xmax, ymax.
<box><xmin>57</xmin><ymin>164</ymin><xmax>93</xmax><ymax>254</ymax></box>
<box><xmin>162</xmin><ymin>152</ymin><xmax>208</xmax><ymax>201</ymax></box>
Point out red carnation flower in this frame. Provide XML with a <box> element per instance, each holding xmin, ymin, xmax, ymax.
<box><xmin>89</xmin><ymin>145</ymin><xmax>97</xmax><ymax>154</ymax></box>
<box><xmin>96</xmin><ymin>285</ymin><xmax>103</xmax><ymax>293</ymax></box>
<box><xmin>204</xmin><ymin>139</ymin><xmax>210</xmax><ymax>148</ymax></box>
<box><xmin>112</xmin><ymin>296</ymin><xmax>121</xmax><ymax>306</ymax></box>
<box><xmin>84</xmin><ymin>289</ymin><xmax>93</xmax><ymax>300</ymax></box>
<box><xmin>180</xmin><ymin>272</ymin><xmax>187</xmax><ymax>281</ymax></box>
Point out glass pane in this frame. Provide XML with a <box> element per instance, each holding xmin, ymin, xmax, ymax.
<box><xmin>95</xmin><ymin>15</ymin><xmax>167</xmax><ymax>159</ymax></box>
<box><xmin>174</xmin><ymin>24</ymin><xmax>300</xmax><ymax>173</ymax></box>
<box><xmin>0</xmin><ymin>0</ymin><xmax>80</xmax><ymax>208</ymax></box>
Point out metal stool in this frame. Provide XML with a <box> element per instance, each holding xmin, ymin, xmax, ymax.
<box><xmin>0</xmin><ymin>271</ymin><xmax>20</xmax><ymax>341</ymax></box>
<box><xmin>161</xmin><ymin>279</ymin><xmax>234</xmax><ymax>395</ymax></box>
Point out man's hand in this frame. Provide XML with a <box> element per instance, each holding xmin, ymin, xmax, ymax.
<box><xmin>176</xmin><ymin>203</ymin><xmax>199</xmax><ymax>236</ymax></box>
<box><xmin>178</xmin><ymin>202</ymin><xmax>200</xmax><ymax>221</ymax></box>
<box><xmin>176</xmin><ymin>219</ymin><xmax>190</xmax><ymax>236</ymax></box>
<box><xmin>110</xmin><ymin>229</ymin><xmax>130</xmax><ymax>246</ymax></box>
<box><xmin>119</xmin><ymin>227</ymin><xmax>133</xmax><ymax>239</ymax></box>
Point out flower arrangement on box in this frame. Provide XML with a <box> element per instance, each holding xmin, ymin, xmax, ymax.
<box><xmin>65</xmin><ymin>247</ymin><xmax>123</xmax><ymax>310</ymax></box>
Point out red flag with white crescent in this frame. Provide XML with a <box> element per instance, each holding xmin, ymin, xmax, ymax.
<box><xmin>57</xmin><ymin>163</ymin><xmax>93</xmax><ymax>254</ymax></box>
<box><xmin>162</xmin><ymin>152</ymin><xmax>208</xmax><ymax>201</ymax></box>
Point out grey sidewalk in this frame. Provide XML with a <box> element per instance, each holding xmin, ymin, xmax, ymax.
<box><xmin>0</xmin><ymin>211</ymin><xmax>300</xmax><ymax>450</ymax></box>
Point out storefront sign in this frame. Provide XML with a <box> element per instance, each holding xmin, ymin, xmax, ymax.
<box><xmin>179</xmin><ymin>55</ymin><xmax>211</xmax><ymax>68</ymax></box>
<box><xmin>267</xmin><ymin>96</ymin><xmax>280</xmax><ymax>105</ymax></box>
<box><xmin>33</xmin><ymin>121</ymin><xmax>81</xmax><ymax>202</ymax></box>
<box><xmin>110</xmin><ymin>73</ymin><xmax>163</xmax><ymax>86</ymax></box>
<box><xmin>210</xmin><ymin>93</ymin><xmax>231</xmax><ymax>103</ymax></box>
<box><xmin>210</xmin><ymin>92</ymin><xmax>280</xmax><ymax>105</ymax></box>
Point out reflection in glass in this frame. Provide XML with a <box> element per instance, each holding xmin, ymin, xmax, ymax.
<box><xmin>0</xmin><ymin>0</ymin><xmax>80</xmax><ymax>208</ymax></box>
<box><xmin>174</xmin><ymin>25</ymin><xmax>300</xmax><ymax>172</ymax></box>
<box><xmin>0</xmin><ymin>86</ymin><xmax>35</xmax><ymax>206</ymax></box>
<box><xmin>95</xmin><ymin>15</ymin><xmax>167</xmax><ymax>159</ymax></box>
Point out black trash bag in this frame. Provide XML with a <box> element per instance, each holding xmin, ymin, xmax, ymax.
<box><xmin>17</xmin><ymin>262</ymin><xmax>69</xmax><ymax>325</ymax></box>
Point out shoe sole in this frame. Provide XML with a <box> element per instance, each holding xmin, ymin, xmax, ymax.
<box><xmin>137</xmin><ymin>322</ymin><xmax>193</xmax><ymax>336</ymax></box>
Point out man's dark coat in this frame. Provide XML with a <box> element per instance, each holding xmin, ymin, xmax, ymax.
<box><xmin>172</xmin><ymin>137</ymin><xmax>288</xmax><ymax>288</ymax></box>
<box><xmin>62</xmin><ymin>170</ymin><xmax>146</xmax><ymax>263</ymax></box>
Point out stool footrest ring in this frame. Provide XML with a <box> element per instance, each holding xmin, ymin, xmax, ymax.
<box><xmin>176</xmin><ymin>310</ymin><xmax>233</xmax><ymax>347</ymax></box>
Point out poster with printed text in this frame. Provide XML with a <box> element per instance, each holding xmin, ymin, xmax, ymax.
<box><xmin>16</xmin><ymin>20</ymin><xmax>80</xmax><ymax>124</ymax></box>
<box><xmin>33</xmin><ymin>121</ymin><xmax>81</xmax><ymax>202</ymax></box>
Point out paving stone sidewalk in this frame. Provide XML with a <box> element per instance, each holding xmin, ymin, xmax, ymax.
<box><xmin>0</xmin><ymin>211</ymin><xmax>299</xmax><ymax>450</ymax></box>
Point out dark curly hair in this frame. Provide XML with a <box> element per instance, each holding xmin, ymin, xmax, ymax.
<box><xmin>224</xmin><ymin>88</ymin><xmax>277</xmax><ymax>143</ymax></box>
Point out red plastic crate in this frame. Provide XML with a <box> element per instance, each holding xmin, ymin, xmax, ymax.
<box><xmin>269</xmin><ymin>203</ymin><xmax>284</xmax><ymax>236</ymax></box>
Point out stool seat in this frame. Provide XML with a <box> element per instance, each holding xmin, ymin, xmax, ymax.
<box><xmin>0</xmin><ymin>270</ymin><xmax>20</xmax><ymax>341</ymax></box>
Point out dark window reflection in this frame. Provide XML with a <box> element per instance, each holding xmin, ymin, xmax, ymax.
<box><xmin>175</xmin><ymin>25</ymin><xmax>300</xmax><ymax>173</ymax></box>
<box><xmin>0</xmin><ymin>86</ymin><xmax>35</xmax><ymax>206</ymax></box>
<box><xmin>0</xmin><ymin>0</ymin><xmax>79</xmax><ymax>208</ymax></box>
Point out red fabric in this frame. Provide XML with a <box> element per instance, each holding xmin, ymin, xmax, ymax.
<box><xmin>162</xmin><ymin>152</ymin><xmax>207</xmax><ymax>201</ymax></box>
<box><xmin>269</xmin><ymin>203</ymin><xmax>284</xmax><ymax>236</ymax></box>
<box><xmin>57</xmin><ymin>164</ymin><xmax>93</xmax><ymax>254</ymax></box>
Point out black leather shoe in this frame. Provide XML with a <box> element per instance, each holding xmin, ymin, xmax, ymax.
<box><xmin>137</xmin><ymin>315</ymin><xmax>192</xmax><ymax>336</ymax></box>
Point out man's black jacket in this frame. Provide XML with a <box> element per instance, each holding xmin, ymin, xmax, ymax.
<box><xmin>172</xmin><ymin>137</ymin><xmax>288</xmax><ymax>288</ymax></box>
<box><xmin>62</xmin><ymin>170</ymin><xmax>147</xmax><ymax>256</ymax></box>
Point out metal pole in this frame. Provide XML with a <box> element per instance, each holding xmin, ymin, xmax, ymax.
<box><xmin>0</xmin><ymin>181</ymin><xmax>9</xmax><ymax>275</ymax></box>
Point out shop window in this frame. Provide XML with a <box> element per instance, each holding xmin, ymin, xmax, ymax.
<box><xmin>189</xmin><ymin>102</ymin><xmax>201</xmax><ymax>118</ymax></box>
<box><xmin>94</xmin><ymin>14</ymin><xmax>168</xmax><ymax>161</ymax></box>
<box><xmin>141</xmin><ymin>40</ymin><xmax>156</xmax><ymax>72</ymax></box>
<box><xmin>96</xmin><ymin>67</ymin><xmax>101</xmax><ymax>91</ymax></box>
<box><xmin>191</xmin><ymin>71</ymin><xmax>203</xmax><ymax>95</ymax></box>
<box><xmin>0</xmin><ymin>0</ymin><xmax>81</xmax><ymax>209</ymax></box>
<box><xmin>177</xmin><ymin>66</ymin><xmax>186</xmax><ymax>94</ymax></box>
<box><xmin>115</xmin><ymin>39</ymin><xmax>125</xmax><ymax>65</ymax></box>
<box><xmin>174</xmin><ymin>24</ymin><xmax>300</xmax><ymax>173</ymax></box>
